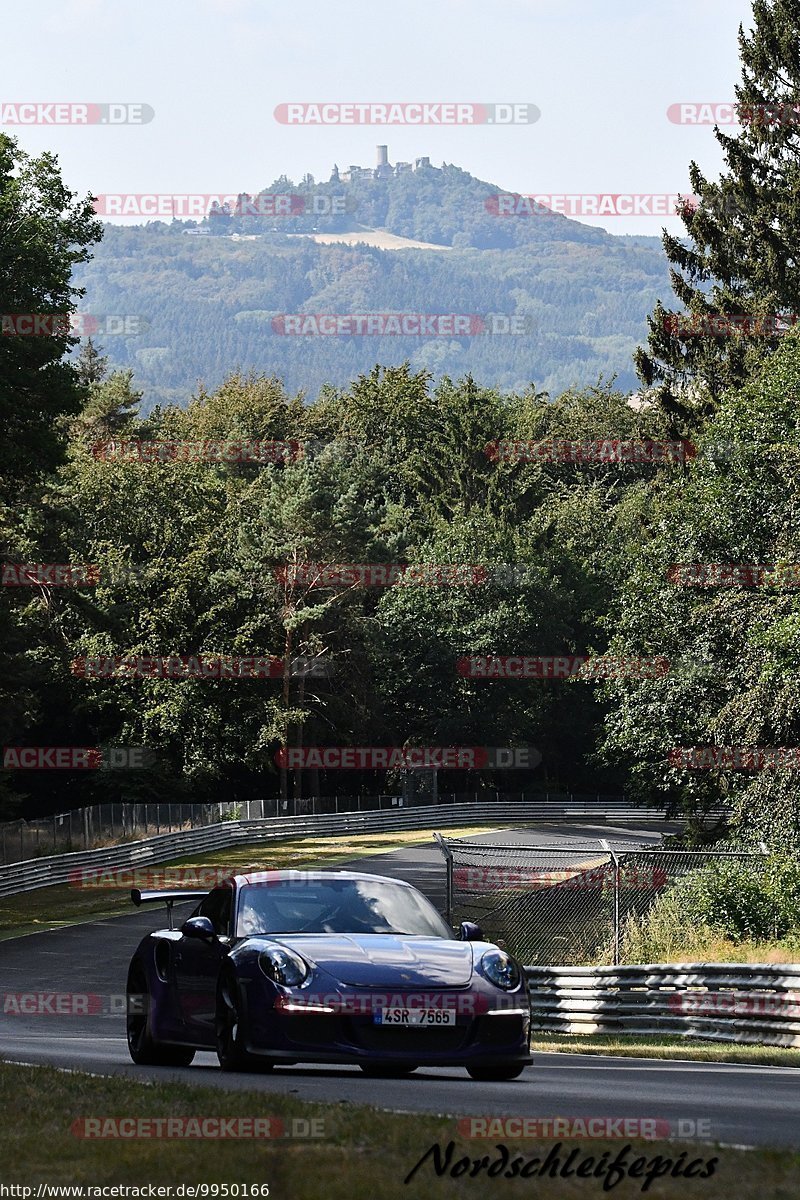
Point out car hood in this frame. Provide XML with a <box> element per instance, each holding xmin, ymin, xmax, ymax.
<box><xmin>261</xmin><ymin>934</ymin><xmax>475</xmax><ymax>987</ymax></box>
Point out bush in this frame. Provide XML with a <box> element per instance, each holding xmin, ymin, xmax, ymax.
<box><xmin>619</xmin><ymin>855</ymin><xmax>800</xmax><ymax>962</ymax></box>
<box><xmin>666</xmin><ymin>860</ymin><xmax>780</xmax><ymax>941</ymax></box>
<box><xmin>764</xmin><ymin>855</ymin><xmax>800</xmax><ymax>929</ymax></box>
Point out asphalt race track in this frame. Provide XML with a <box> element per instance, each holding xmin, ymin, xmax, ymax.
<box><xmin>2</xmin><ymin>822</ymin><xmax>799</xmax><ymax>1151</ymax></box>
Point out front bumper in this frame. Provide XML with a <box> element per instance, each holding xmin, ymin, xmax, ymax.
<box><xmin>243</xmin><ymin>993</ymin><xmax>531</xmax><ymax>1065</ymax></box>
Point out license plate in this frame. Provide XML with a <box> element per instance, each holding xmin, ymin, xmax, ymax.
<box><xmin>373</xmin><ymin>1007</ymin><xmax>456</xmax><ymax>1026</ymax></box>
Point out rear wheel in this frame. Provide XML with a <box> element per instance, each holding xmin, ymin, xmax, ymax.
<box><xmin>216</xmin><ymin>971</ymin><xmax>273</xmax><ymax>1072</ymax></box>
<box><xmin>126</xmin><ymin>963</ymin><xmax>195</xmax><ymax>1067</ymax></box>
<box><xmin>466</xmin><ymin>1062</ymin><xmax>526</xmax><ymax>1081</ymax></box>
<box><xmin>359</xmin><ymin>1063</ymin><xmax>418</xmax><ymax>1077</ymax></box>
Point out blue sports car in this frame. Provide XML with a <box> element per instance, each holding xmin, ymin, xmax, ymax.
<box><xmin>126</xmin><ymin>869</ymin><xmax>531</xmax><ymax>1079</ymax></box>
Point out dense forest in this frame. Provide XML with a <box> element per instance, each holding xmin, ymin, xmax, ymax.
<box><xmin>3</xmin><ymin>331</ymin><xmax>800</xmax><ymax>845</ymax></box>
<box><xmin>71</xmin><ymin>163</ymin><xmax>672</xmax><ymax>407</ymax></box>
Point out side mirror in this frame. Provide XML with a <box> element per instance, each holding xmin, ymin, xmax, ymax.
<box><xmin>459</xmin><ymin>920</ymin><xmax>485</xmax><ymax>942</ymax></box>
<box><xmin>182</xmin><ymin>916</ymin><xmax>216</xmax><ymax>940</ymax></box>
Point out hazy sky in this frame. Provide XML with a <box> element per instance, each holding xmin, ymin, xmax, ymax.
<box><xmin>3</xmin><ymin>0</ymin><xmax>755</xmax><ymax>236</ymax></box>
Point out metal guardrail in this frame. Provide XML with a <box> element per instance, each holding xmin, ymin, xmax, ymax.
<box><xmin>0</xmin><ymin>791</ymin><xmax>672</xmax><ymax>864</ymax></box>
<box><xmin>525</xmin><ymin>963</ymin><xmax>800</xmax><ymax>1048</ymax></box>
<box><xmin>0</xmin><ymin>799</ymin><xmax>681</xmax><ymax>896</ymax></box>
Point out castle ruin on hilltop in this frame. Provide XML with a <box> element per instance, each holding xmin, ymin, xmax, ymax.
<box><xmin>331</xmin><ymin>146</ymin><xmax>440</xmax><ymax>184</ymax></box>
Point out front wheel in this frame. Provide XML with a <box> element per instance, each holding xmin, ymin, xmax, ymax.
<box><xmin>126</xmin><ymin>962</ymin><xmax>195</xmax><ymax>1067</ymax></box>
<box><xmin>466</xmin><ymin>1062</ymin><xmax>526</xmax><ymax>1081</ymax></box>
<box><xmin>215</xmin><ymin>972</ymin><xmax>273</xmax><ymax>1072</ymax></box>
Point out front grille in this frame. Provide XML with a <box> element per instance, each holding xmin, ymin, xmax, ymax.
<box><xmin>283</xmin><ymin>1014</ymin><xmax>348</xmax><ymax>1046</ymax></box>
<box><xmin>354</xmin><ymin>1023</ymin><xmax>468</xmax><ymax>1053</ymax></box>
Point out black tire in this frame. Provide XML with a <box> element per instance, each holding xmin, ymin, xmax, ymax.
<box><xmin>359</xmin><ymin>1063</ymin><xmax>418</xmax><ymax>1077</ymax></box>
<box><xmin>126</xmin><ymin>962</ymin><xmax>195</xmax><ymax>1067</ymax></box>
<box><xmin>466</xmin><ymin>1062</ymin><xmax>527</xmax><ymax>1081</ymax></box>
<box><xmin>215</xmin><ymin>971</ymin><xmax>273</xmax><ymax>1072</ymax></box>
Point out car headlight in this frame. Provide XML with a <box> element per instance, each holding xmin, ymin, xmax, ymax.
<box><xmin>481</xmin><ymin>949</ymin><xmax>521</xmax><ymax>991</ymax></box>
<box><xmin>258</xmin><ymin>946</ymin><xmax>309</xmax><ymax>987</ymax></box>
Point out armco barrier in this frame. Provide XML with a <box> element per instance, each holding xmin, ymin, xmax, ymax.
<box><xmin>0</xmin><ymin>792</ymin><xmax>681</xmax><ymax>864</ymax></box>
<box><xmin>0</xmin><ymin>799</ymin><xmax>681</xmax><ymax>897</ymax></box>
<box><xmin>526</xmin><ymin>963</ymin><xmax>800</xmax><ymax>1048</ymax></box>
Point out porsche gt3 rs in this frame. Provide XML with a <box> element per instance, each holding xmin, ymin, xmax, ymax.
<box><xmin>126</xmin><ymin>870</ymin><xmax>531</xmax><ymax>1079</ymax></box>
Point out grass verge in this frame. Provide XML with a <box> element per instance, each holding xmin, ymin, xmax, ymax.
<box><xmin>0</xmin><ymin>1060</ymin><xmax>798</xmax><ymax>1197</ymax></box>
<box><xmin>0</xmin><ymin>824</ymin><xmax>499</xmax><ymax>942</ymax></box>
<box><xmin>532</xmin><ymin>1033</ymin><xmax>800</xmax><ymax>1067</ymax></box>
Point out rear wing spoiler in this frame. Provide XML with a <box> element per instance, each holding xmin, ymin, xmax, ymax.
<box><xmin>131</xmin><ymin>888</ymin><xmax>209</xmax><ymax>929</ymax></box>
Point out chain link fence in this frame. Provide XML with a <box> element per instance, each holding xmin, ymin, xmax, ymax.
<box><xmin>0</xmin><ymin>801</ymin><xmax>245</xmax><ymax>864</ymax></box>
<box><xmin>437</xmin><ymin>835</ymin><xmax>769</xmax><ymax>965</ymax></box>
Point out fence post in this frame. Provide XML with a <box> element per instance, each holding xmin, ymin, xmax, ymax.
<box><xmin>601</xmin><ymin>839</ymin><xmax>620</xmax><ymax>965</ymax></box>
<box><xmin>433</xmin><ymin>832</ymin><xmax>454</xmax><ymax>927</ymax></box>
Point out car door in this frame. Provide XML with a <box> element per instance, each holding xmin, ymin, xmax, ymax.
<box><xmin>175</xmin><ymin>886</ymin><xmax>233</xmax><ymax>1038</ymax></box>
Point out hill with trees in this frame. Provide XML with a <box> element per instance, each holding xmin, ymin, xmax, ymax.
<box><xmin>72</xmin><ymin>162</ymin><xmax>671</xmax><ymax>410</ymax></box>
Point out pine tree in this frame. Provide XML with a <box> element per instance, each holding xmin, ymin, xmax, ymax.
<box><xmin>75</xmin><ymin>337</ymin><xmax>108</xmax><ymax>387</ymax></box>
<box><xmin>636</xmin><ymin>0</ymin><xmax>800</xmax><ymax>430</ymax></box>
<box><xmin>71</xmin><ymin>368</ymin><xmax>142</xmax><ymax>438</ymax></box>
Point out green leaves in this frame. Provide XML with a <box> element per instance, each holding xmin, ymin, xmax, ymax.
<box><xmin>0</xmin><ymin>135</ymin><xmax>102</xmax><ymax>502</ymax></box>
<box><xmin>599</xmin><ymin>335</ymin><xmax>800</xmax><ymax>844</ymax></box>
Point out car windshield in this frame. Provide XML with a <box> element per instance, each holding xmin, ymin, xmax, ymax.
<box><xmin>236</xmin><ymin>878</ymin><xmax>452</xmax><ymax>938</ymax></box>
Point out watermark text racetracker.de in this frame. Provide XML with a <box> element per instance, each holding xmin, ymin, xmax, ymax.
<box><xmin>1</xmin><ymin>991</ymin><xmax>137</xmax><ymax>1015</ymax></box>
<box><xmin>454</xmin><ymin>864</ymin><xmax>668</xmax><ymax>892</ymax></box>
<box><xmin>91</xmin><ymin>439</ymin><xmax>302</xmax><ymax>464</ymax></box>
<box><xmin>70</xmin><ymin>654</ymin><xmax>329</xmax><ymax>680</ymax></box>
<box><xmin>68</xmin><ymin>865</ymin><xmax>257</xmax><ymax>890</ymax></box>
<box><xmin>92</xmin><ymin>193</ymin><xmax>347</xmax><ymax>219</ymax></box>
<box><xmin>485</xmin><ymin>193</ymin><xmax>700</xmax><ymax>218</ymax></box>
<box><xmin>275</xmin><ymin>746</ymin><xmax>541</xmax><ymax>770</ymax></box>
<box><xmin>457</xmin><ymin>1116</ymin><xmax>713</xmax><ymax>1141</ymax></box>
<box><xmin>667</xmin><ymin>100</ymin><xmax>800</xmax><ymax>125</ymax></box>
<box><xmin>274</xmin><ymin>102</ymin><xmax>540</xmax><ymax>125</ymax></box>
<box><xmin>71</xmin><ymin>1116</ymin><xmax>322</xmax><ymax>1140</ymax></box>
<box><xmin>274</xmin><ymin>563</ymin><xmax>487</xmax><ymax>587</ymax></box>
<box><xmin>667</xmin><ymin>562</ymin><xmax>800</xmax><ymax>588</ymax></box>
<box><xmin>1</xmin><ymin>314</ymin><xmax>148</xmax><ymax>337</ymax></box>
<box><xmin>270</xmin><ymin>313</ymin><xmax>533</xmax><ymax>336</ymax></box>
<box><xmin>457</xmin><ymin>655</ymin><xmax>670</xmax><ymax>680</ymax></box>
<box><xmin>662</xmin><ymin>312</ymin><xmax>799</xmax><ymax>337</ymax></box>
<box><xmin>2</xmin><ymin>746</ymin><xmax>155</xmax><ymax>770</ymax></box>
<box><xmin>271</xmin><ymin>563</ymin><xmax>551</xmax><ymax>588</ymax></box>
<box><xmin>0</xmin><ymin>102</ymin><xmax>154</xmax><ymax>125</ymax></box>
<box><xmin>486</xmin><ymin>439</ymin><xmax>694</xmax><ymax>465</ymax></box>
<box><xmin>2</xmin><ymin>563</ymin><xmax>101</xmax><ymax>587</ymax></box>
<box><xmin>668</xmin><ymin>746</ymin><xmax>800</xmax><ymax>771</ymax></box>
<box><xmin>266</xmin><ymin>989</ymin><xmax>528</xmax><ymax>1016</ymax></box>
